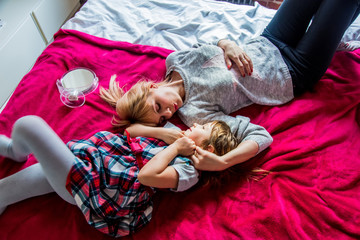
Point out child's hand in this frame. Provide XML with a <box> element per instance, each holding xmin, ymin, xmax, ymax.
<box><xmin>161</xmin><ymin>129</ymin><xmax>185</xmax><ymax>144</ymax></box>
<box><xmin>174</xmin><ymin>137</ymin><xmax>196</xmax><ymax>156</ymax></box>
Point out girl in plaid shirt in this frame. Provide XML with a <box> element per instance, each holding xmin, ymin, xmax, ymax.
<box><xmin>0</xmin><ymin>116</ymin><xmax>237</xmax><ymax>237</ymax></box>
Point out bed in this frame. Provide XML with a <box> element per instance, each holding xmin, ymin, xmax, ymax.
<box><xmin>0</xmin><ymin>0</ymin><xmax>359</xmax><ymax>239</ymax></box>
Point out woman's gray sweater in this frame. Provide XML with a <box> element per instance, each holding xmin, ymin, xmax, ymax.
<box><xmin>166</xmin><ymin>36</ymin><xmax>294</xmax><ymax>153</ymax></box>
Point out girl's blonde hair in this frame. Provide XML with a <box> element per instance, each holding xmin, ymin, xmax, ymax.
<box><xmin>200</xmin><ymin>120</ymin><xmax>270</xmax><ymax>187</ymax></box>
<box><xmin>201</xmin><ymin>120</ymin><xmax>238</xmax><ymax>156</ymax></box>
<box><xmin>99</xmin><ymin>75</ymin><xmax>156</xmax><ymax>128</ymax></box>
<box><xmin>199</xmin><ymin>121</ymin><xmax>239</xmax><ymax>187</ymax></box>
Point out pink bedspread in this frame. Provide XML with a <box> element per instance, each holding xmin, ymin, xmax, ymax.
<box><xmin>0</xmin><ymin>30</ymin><xmax>359</xmax><ymax>240</ymax></box>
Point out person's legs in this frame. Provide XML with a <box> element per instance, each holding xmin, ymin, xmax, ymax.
<box><xmin>0</xmin><ymin>164</ymin><xmax>54</xmax><ymax>214</ymax></box>
<box><xmin>295</xmin><ymin>0</ymin><xmax>360</xmax><ymax>75</ymax></box>
<box><xmin>263</xmin><ymin>0</ymin><xmax>360</xmax><ymax>94</ymax></box>
<box><xmin>262</xmin><ymin>0</ymin><xmax>322</xmax><ymax>49</ymax></box>
<box><xmin>0</xmin><ymin>135</ymin><xmax>27</xmax><ymax>162</ymax></box>
<box><xmin>0</xmin><ymin>116</ymin><xmax>76</xmax><ymax>214</ymax></box>
<box><xmin>350</xmin><ymin>5</ymin><xmax>360</xmax><ymax>23</ymax></box>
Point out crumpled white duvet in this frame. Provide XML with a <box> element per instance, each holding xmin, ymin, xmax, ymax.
<box><xmin>63</xmin><ymin>0</ymin><xmax>360</xmax><ymax>50</ymax></box>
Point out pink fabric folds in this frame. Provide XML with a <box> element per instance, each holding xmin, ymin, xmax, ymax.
<box><xmin>0</xmin><ymin>29</ymin><xmax>359</xmax><ymax>240</ymax></box>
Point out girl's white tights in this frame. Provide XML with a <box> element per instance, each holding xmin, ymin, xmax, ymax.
<box><xmin>0</xmin><ymin>116</ymin><xmax>76</xmax><ymax>215</ymax></box>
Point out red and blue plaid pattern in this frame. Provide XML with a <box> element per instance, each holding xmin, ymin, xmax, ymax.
<box><xmin>66</xmin><ymin>131</ymin><xmax>169</xmax><ymax>237</ymax></box>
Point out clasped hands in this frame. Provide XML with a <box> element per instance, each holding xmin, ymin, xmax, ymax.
<box><xmin>163</xmin><ymin>129</ymin><xmax>226</xmax><ymax>171</ymax></box>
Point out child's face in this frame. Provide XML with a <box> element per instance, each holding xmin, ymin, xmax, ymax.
<box><xmin>184</xmin><ymin>122</ymin><xmax>214</xmax><ymax>146</ymax></box>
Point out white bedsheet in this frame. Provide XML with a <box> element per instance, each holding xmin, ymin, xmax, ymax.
<box><xmin>63</xmin><ymin>0</ymin><xmax>360</xmax><ymax>50</ymax></box>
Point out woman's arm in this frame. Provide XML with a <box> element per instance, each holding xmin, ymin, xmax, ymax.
<box><xmin>126</xmin><ymin>123</ymin><xmax>184</xmax><ymax>144</ymax></box>
<box><xmin>138</xmin><ymin>137</ymin><xmax>195</xmax><ymax>189</ymax></box>
<box><xmin>191</xmin><ymin>140</ymin><xmax>258</xmax><ymax>171</ymax></box>
<box><xmin>185</xmin><ymin>110</ymin><xmax>272</xmax><ymax>171</ymax></box>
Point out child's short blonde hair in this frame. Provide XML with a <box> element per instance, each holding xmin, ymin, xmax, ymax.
<box><xmin>201</xmin><ymin>120</ymin><xmax>238</xmax><ymax>156</ymax></box>
<box><xmin>100</xmin><ymin>75</ymin><xmax>155</xmax><ymax>128</ymax></box>
<box><xmin>200</xmin><ymin>121</ymin><xmax>269</xmax><ymax>187</ymax></box>
<box><xmin>199</xmin><ymin>120</ymin><xmax>239</xmax><ymax>187</ymax></box>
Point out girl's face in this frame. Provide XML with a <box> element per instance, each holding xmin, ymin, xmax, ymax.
<box><xmin>184</xmin><ymin>123</ymin><xmax>214</xmax><ymax>146</ymax></box>
<box><xmin>146</xmin><ymin>85</ymin><xmax>183</xmax><ymax>125</ymax></box>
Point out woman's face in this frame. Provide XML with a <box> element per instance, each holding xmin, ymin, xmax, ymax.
<box><xmin>146</xmin><ymin>85</ymin><xmax>183</xmax><ymax>125</ymax></box>
<box><xmin>184</xmin><ymin>123</ymin><xmax>213</xmax><ymax>146</ymax></box>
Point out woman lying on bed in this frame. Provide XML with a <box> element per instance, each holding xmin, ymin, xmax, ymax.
<box><xmin>0</xmin><ymin>116</ymin><xmax>237</xmax><ymax>237</ymax></box>
<box><xmin>108</xmin><ymin>0</ymin><xmax>360</xmax><ymax>171</ymax></box>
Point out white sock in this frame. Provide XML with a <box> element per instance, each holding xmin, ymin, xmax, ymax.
<box><xmin>337</xmin><ymin>40</ymin><xmax>360</xmax><ymax>52</ymax></box>
<box><xmin>0</xmin><ymin>135</ymin><xmax>27</xmax><ymax>162</ymax></box>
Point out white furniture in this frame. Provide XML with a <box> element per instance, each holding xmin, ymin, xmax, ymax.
<box><xmin>0</xmin><ymin>0</ymin><xmax>80</xmax><ymax>109</ymax></box>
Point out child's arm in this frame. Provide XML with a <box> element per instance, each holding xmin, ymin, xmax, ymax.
<box><xmin>126</xmin><ymin>123</ymin><xmax>184</xmax><ymax>144</ymax></box>
<box><xmin>137</xmin><ymin>137</ymin><xmax>195</xmax><ymax>189</ymax></box>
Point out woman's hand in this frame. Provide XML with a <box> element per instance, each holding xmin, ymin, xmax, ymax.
<box><xmin>173</xmin><ymin>137</ymin><xmax>196</xmax><ymax>156</ymax></box>
<box><xmin>191</xmin><ymin>146</ymin><xmax>227</xmax><ymax>171</ymax></box>
<box><xmin>192</xmin><ymin>140</ymin><xmax>259</xmax><ymax>171</ymax></box>
<box><xmin>218</xmin><ymin>39</ymin><xmax>253</xmax><ymax>77</ymax></box>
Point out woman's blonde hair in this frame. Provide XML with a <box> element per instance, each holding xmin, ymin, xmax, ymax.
<box><xmin>100</xmin><ymin>75</ymin><xmax>156</xmax><ymax>128</ymax></box>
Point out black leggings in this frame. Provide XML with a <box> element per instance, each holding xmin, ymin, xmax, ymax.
<box><xmin>261</xmin><ymin>0</ymin><xmax>360</xmax><ymax>95</ymax></box>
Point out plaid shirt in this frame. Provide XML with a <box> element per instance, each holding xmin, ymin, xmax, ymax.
<box><xmin>66</xmin><ymin>131</ymin><xmax>198</xmax><ymax>237</ymax></box>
